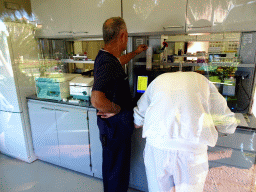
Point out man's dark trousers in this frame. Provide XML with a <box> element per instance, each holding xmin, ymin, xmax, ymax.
<box><xmin>98</xmin><ymin>110</ymin><xmax>134</xmax><ymax>192</ymax></box>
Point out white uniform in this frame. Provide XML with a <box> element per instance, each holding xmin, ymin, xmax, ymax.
<box><xmin>134</xmin><ymin>72</ymin><xmax>237</xmax><ymax>192</ymax></box>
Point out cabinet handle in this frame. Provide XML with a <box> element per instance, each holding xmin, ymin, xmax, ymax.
<box><xmin>58</xmin><ymin>31</ymin><xmax>88</xmax><ymax>34</ymax></box>
<box><xmin>163</xmin><ymin>26</ymin><xmax>184</xmax><ymax>29</ymax></box>
<box><xmin>58</xmin><ymin>31</ymin><xmax>73</xmax><ymax>34</ymax></box>
<box><xmin>41</xmin><ymin>107</ymin><xmax>54</xmax><ymax>111</ymax></box>
<box><xmin>73</xmin><ymin>32</ymin><xmax>88</xmax><ymax>34</ymax></box>
<box><xmin>55</xmin><ymin>109</ymin><xmax>69</xmax><ymax>113</ymax></box>
<box><xmin>188</xmin><ymin>26</ymin><xmax>212</xmax><ymax>29</ymax></box>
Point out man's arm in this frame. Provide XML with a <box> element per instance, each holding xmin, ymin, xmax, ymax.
<box><xmin>91</xmin><ymin>90</ymin><xmax>121</xmax><ymax>118</ymax></box>
<box><xmin>119</xmin><ymin>44</ymin><xmax>148</xmax><ymax>65</ymax></box>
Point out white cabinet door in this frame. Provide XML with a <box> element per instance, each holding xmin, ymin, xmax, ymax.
<box><xmin>71</xmin><ymin>0</ymin><xmax>121</xmax><ymax>37</ymax></box>
<box><xmin>31</xmin><ymin>0</ymin><xmax>73</xmax><ymax>38</ymax></box>
<box><xmin>187</xmin><ymin>0</ymin><xmax>256</xmax><ymax>33</ymax></box>
<box><xmin>123</xmin><ymin>0</ymin><xmax>186</xmax><ymax>34</ymax></box>
<box><xmin>88</xmin><ymin>108</ymin><xmax>102</xmax><ymax>179</ymax></box>
<box><xmin>55</xmin><ymin>105</ymin><xmax>93</xmax><ymax>176</ymax></box>
<box><xmin>186</xmin><ymin>0</ymin><xmax>216</xmax><ymax>33</ymax></box>
<box><xmin>221</xmin><ymin>0</ymin><xmax>256</xmax><ymax>32</ymax></box>
<box><xmin>28</xmin><ymin>101</ymin><xmax>61</xmax><ymax>165</ymax></box>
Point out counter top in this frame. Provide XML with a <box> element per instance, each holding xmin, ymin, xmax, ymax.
<box><xmin>27</xmin><ymin>95</ymin><xmax>94</xmax><ymax>109</ymax></box>
<box><xmin>27</xmin><ymin>95</ymin><xmax>256</xmax><ymax>130</ymax></box>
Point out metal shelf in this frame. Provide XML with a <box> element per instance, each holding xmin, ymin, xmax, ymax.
<box><xmin>61</xmin><ymin>59</ymin><xmax>94</xmax><ymax>64</ymax></box>
<box><xmin>134</xmin><ymin>62</ymin><xmax>255</xmax><ymax>68</ymax></box>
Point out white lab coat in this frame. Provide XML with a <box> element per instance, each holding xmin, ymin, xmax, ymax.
<box><xmin>134</xmin><ymin>72</ymin><xmax>237</xmax><ymax>192</ymax></box>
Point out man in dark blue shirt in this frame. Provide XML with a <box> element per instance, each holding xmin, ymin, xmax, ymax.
<box><xmin>91</xmin><ymin>17</ymin><xmax>147</xmax><ymax>192</ymax></box>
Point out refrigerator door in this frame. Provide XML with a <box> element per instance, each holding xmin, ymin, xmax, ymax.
<box><xmin>0</xmin><ymin>22</ymin><xmax>22</xmax><ymax>113</ymax></box>
<box><xmin>0</xmin><ymin>111</ymin><xmax>33</xmax><ymax>162</ymax></box>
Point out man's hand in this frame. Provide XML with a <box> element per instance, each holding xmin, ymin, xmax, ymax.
<box><xmin>118</xmin><ymin>44</ymin><xmax>148</xmax><ymax>65</ymax></box>
<box><xmin>91</xmin><ymin>91</ymin><xmax>121</xmax><ymax>114</ymax></box>
<box><xmin>97</xmin><ymin>111</ymin><xmax>117</xmax><ymax>118</ymax></box>
<box><xmin>134</xmin><ymin>123</ymin><xmax>143</xmax><ymax>129</ymax></box>
<box><xmin>135</xmin><ymin>44</ymin><xmax>148</xmax><ymax>55</ymax></box>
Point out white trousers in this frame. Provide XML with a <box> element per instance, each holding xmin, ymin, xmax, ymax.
<box><xmin>144</xmin><ymin>143</ymin><xmax>209</xmax><ymax>192</ymax></box>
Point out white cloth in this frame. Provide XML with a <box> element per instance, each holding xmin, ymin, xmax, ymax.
<box><xmin>144</xmin><ymin>143</ymin><xmax>209</xmax><ymax>192</ymax></box>
<box><xmin>134</xmin><ymin>72</ymin><xmax>237</xmax><ymax>151</ymax></box>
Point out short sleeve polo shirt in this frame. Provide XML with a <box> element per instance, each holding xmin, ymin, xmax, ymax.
<box><xmin>92</xmin><ymin>49</ymin><xmax>133</xmax><ymax>110</ymax></box>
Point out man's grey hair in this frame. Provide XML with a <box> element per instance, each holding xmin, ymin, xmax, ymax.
<box><xmin>103</xmin><ymin>17</ymin><xmax>126</xmax><ymax>44</ymax></box>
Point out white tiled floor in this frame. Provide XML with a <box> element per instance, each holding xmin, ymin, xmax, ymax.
<box><xmin>0</xmin><ymin>153</ymin><xmax>141</xmax><ymax>192</ymax></box>
<box><xmin>2</xmin><ymin>152</ymin><xmax>256</xmax><ymax>192</ymax></box>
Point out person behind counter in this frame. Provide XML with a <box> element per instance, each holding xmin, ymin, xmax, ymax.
<box><xmin>133</xmin><ymin>72</ymin><xmax>237</xmax><ymax>192</ymax></box>
<box><xmin>91</xmin><ymin>17</ymin><xmax>147</xmax><ymax>192</ymax></box>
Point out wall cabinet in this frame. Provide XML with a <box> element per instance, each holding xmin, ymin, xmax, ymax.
<box><xmin>31</xmin><ymin>0</ymin><xmax>73</xmax><ymax>38</ymax></box>
<box><xmin>123</xmin><ymin>0</ymin><xmax>186</xmax><ymax>34</ymax></box>
<box><xmin>186</xmin><ymin>0</ymin><xmax>256</xmax><ymax>33</ymax></box>
<box><xmin>186</xmin><ymin>0</ymin><xmax>215</xmax><ymax>33</ymax></box>
<box><xmin>71</xmin><ymin>0</ymin><xmax>121</xmax><ymax>37</ymax></box>
<box><xmin>31</xmin><ymin>0</ymin><xmax>256</xmax><ymax>38</ymax></box>
<box><xmin>31</xmin><ymin>0</ymin><xmax>121</xmax><ymax>38</ymax></box>
<box><xmin>221</xmin><ymin>0</ymin><xmax>256</xmax><ymax>32</ymax></box>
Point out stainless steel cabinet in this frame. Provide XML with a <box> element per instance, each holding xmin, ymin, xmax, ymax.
<box><xmin>55</xmin><ymin>106</ymin><xmax>92</xmax><ymax>176</ymax></box>
<box><xmin>208</xmin><ymin>145</ymin><xmax>256</xmax><ymax>169</ymax></box>
<box><xmin>208</xmin><ymin>129</ymin><xmax>256</xmax><ymax>169</ymax></box>
<box><xmin>28</xmin><ymin>101</ymin><xmax>61</xmax><ymax>165</ymax></box>
<box><xmin>206</xmin><ymin>130</ymin><xmax>256</xmax><ymax>191</ymax></box>
<box><xmin>216</xmin><ymin>129</ymin><xmax>256</xmax><ymax>152</ymax></box>
<box><xmin>129</xmin><ymin>128</ymin><xmax>148</xmax><ymax>191</ymax></box>
<box><xmin>88</xmin><ymin>108</ymin><xmax>149</xmax><ymax>190</ymax></box>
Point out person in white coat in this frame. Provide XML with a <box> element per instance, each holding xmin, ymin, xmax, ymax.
<box><xmin>133</xmin><ymin>71</ymin><xmax>237</xmax><ymax>192</ymax></box>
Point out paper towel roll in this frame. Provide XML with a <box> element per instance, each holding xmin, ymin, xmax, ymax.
<box><xmin>146</xmin><ymin>47</ymin><xmax>152</xmax><ymax>70</ymax></box>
